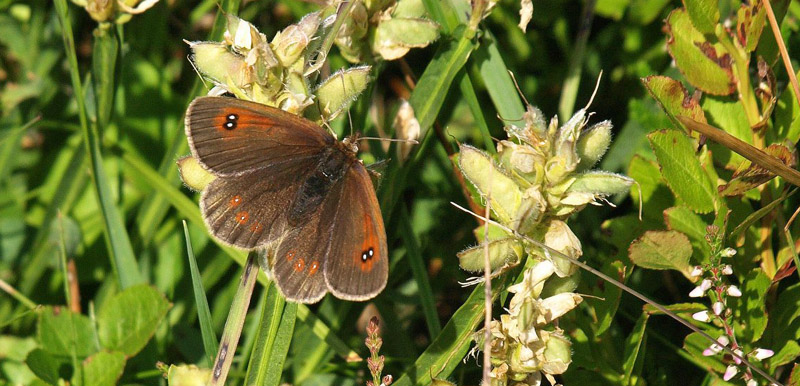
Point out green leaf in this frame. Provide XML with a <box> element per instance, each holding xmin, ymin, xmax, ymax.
<box><xmin>772</xmin><ymin>69</ymin><xmax>800</xmax><ymax>144</ymax></box>
<box><xmin>97</xmin><ymin>284</ymin><xmax>170</xmax><ymax>356</ymax></box>
<box><xmin>72</xmin><ymin>351</ymin><xmax>125</xmax><ymax>386</ymax></box>
<box><xmin>25</xmin><ymin>348</ymin><xmax>70</xmax><ymax>385</ymax></box>
<box><xmin>628</xmin><ymin>155</ymin><xmax>674</xmax><ymax>224</ymax></box>
<box><xmin>736</xmin><ymin>2</ymin><xmax>766</xmax><ymax>53</ymax></box>
<box><xmin>765</xmin><ymin>284</ymin><xmax>800</xmax><ymax>367</ymax></box>
<box><xmin>683</xmin><ymin>0</ymin><xmax>719</xmax><ymax>34</ymax></box>
<box><xmin>683</xmin><ymin>332</ymin><xmax>726</xmax><ymax>373</ymax></box>
<box><xmin>595</xmin><ymin>0</ymin><xmax>630</xmax><ymax>21</ymax></box>
<box><xmin>728</xmin><ymin>269</ymin><xmax>770</xmax><ymax>343</ymax></box>
<box><xmin>664</xmin><ymin>206</ymin><xmax>711</xmax><ymax>263</ymax></box>
<box><xmin>587</xmin><ymin>260</ymin><xmax>627</xmax><ymax>336</ymax></box>
<box><xmin>702</xmin><ymin>95</ymin><xmax>752</xmax><ymax>169</ymax></box>
<box><xmin>647</xmin><ymin>129</ymin><xmax>716</xmax><ymax>213</ymax></box>
<box><xmin>566</xmin><ymin>171</ymin><xmax>634</xmax><ymax>196</ymax></box>
<box><xmin>37</xmin><ymin>307</ymin><xmax>98</xmax><ymax>359</ymax></box>
<box><xmin>628</xmin><ymin>230</ymin><xmax>692</xmax><ymax>275</ymax></box>
<box><xmin>664</xmin><ymin>9</ymin><xmax>734</xmax><ymax>95</ymax></box>
<box><xmin>373</xmin><ymin>18</ymin><xmax>439</xmax><ymax>60</ymax></box>
<box><xmin>399</xmin><ymin>204</ymin><xmax>441</xmax><ymax>338</ymax></box>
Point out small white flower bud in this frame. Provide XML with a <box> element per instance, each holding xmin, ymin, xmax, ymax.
<box><xmin>690</xmin><ymin>266</ymin><xmax>704</xmax><ymax>277</ymax></box>
<box><xmin>717</xmin><ymin>335</ymin><xmax>730</xmax><ymax>346</ymax></box>
<box><xmin>721</xmin><ymin>265</ymin><xmax>733</xmax><ymax>275</ymax></box>
<box><xmin>713</xmin><ymin>302</ymin><xmax>725</xmax><ymax>315</ymax></box>
<box><xmin>722</xmin><ymin>248</ymin><xmax>737</xmax><ymax>257</ymax></box>
<box><xmin>723</xmin><ymin>365</ymin><xmax>738</xmax><ymax>381</ymax></box>
<box><xmin>727</xmin><ymin>285</ymin><xmax>742</xmax><ymax>297</ymax></box>
<box><xmin>733</xmin><ymin>349</ymin><xmax>743</xmax><ymax>364</ymax></box>
<box><xmin>754</xmin><ymin>348</ymin><xmax>774</xmax><ymax>360</ymax></box>
<box><xmin>692</xmin><ymin>311</ymin><xmax>710</xmax><ymax>322</ymax></box>
<box><xmin>689</xmin><ymin>280</ymin><xmax>712</xmax><ymax>297</ymax></box>
<box><xmin>746</xmin><ymin>379</ymin><xmax>757</xmax><ymax>386</ymax></box>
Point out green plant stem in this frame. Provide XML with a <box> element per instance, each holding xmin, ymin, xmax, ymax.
<box><xmin>209</xmin><ymin>252</ymin><xmax>259</xmax><ymax>386</ymax></box>
<box><xmin>54</xmin><ymin>0</ymin><xmax>143</xmax><ymax>288</ymax></box>
<box><xmin>0</xmin><ymin>279</ymin><xmax>37</xmax><ymax>310</ymax></box>
<box><xmin>715</xmin><ymin>27</ymin><xmax>761</xmax><ymax>134</ymax></box>
<box><xmin>182</xmin><ymin>221</ymin><xmax>218</xmax><ymax>362</ymax></box>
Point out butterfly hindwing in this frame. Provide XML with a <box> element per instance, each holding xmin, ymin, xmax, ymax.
<box><xmin>323</xmin><ymin>162</ymin><xmax>388</xmax><ymax>301</ymax></box>
<box><xmin>186</xmin><ymin>96</ymin><xmax>333</xmax><ymax>177</ymax></box>
<box><xmin>268</xmin><ymin>208</ymin><xmax>332</xmax><ymax>303</ymax></box>
<box><xmin>200</xmin><ymin>159</ymin><xmax>316</xmax><ymax>249</ymax></box>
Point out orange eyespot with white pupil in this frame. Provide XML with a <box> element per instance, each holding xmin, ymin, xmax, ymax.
<box><xmin>235</xmin><ymin>211</ymin><xmax>248</xmax><ymax>224</ymax></box>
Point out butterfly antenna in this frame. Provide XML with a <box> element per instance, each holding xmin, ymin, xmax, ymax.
<box><xmin>358</xmin><ymin>137</ymin><xmax>418</xmax><ymax>144</ymax></box>
<box><xmin>449</xmin><ymin>202</ymin><xmax>785</xmax><ymax>386</ymax></box>
<box><xmin>183</xmin><ymin>44</ymin><xmax>211</xmax><ymax>91</ymax></box>
<box><xmin>584</xmin><ymin>70</ymin><xmax>603</xmax><ymax>110</ymax></box>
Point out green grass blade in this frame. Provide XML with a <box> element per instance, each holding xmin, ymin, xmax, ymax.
<box><xmin>408</xmin><ymin>30</ymin><xmax>476</xmax><ymax>137</ymax></box>
<box><xmin>262</xmin><ymin>302</ymin><xmax>297</xmax><ymax>386</ymax></box>
<box><xmin>458</xmin><ymin>71</ymin><xmax>495</xmax><ymax>153</ymax></box>
<box><xmin>209</xmin><ymin>252</ymin><xmax>259</xmax><ymax>386</ymax></box>
<box><xmin>245</xmin><ymin>282</ymin><xmax>285</xmax><ymax>386</ymax></box>
<box><xmin>472</xmin><ymin>31</ymin><xmax>526</xmax><ymax>123</ymax></box>
<box><xmin>54</xmin><ymin>0</ymin><xmax>143</xmax><ymax>289</ymax></box>
<box><xmin>182</xmin><ymin>220</ymin><xmax>218</xmax><ymax>362</ymax></box>
<box><xmin>399</xmin><ymin>204</ymin><xmax>441</xmax><ymax>338</ymax></box>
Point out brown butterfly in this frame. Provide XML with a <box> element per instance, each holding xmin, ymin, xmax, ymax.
<box><xmin>185</xmin><ymin>96</ymin><xmax>388</xmax><ymax>303</ymax></box>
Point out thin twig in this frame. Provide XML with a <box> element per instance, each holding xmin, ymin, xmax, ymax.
<box><xmin>763</xmin><ymin>0</ymin><xmax>800</xmax><ymax>109</ymax></box>
<box><xmin>481</xmin><ymin>161</ymin><xmax>493</xmax><ymax>385</ymax></box>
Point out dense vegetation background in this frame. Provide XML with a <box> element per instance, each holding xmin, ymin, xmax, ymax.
<box><xmin>1</xmin><ymin>0</ymin><xmax>799</xmax><ymax>385</ymax></box>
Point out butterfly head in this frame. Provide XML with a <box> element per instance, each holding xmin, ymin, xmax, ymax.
<box><xmin>341</xmin><ymin>134</ymin><xmax>360</xmax><ymax>155</ymax></box>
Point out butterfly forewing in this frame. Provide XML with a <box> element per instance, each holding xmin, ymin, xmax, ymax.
<box><xmin>323</xmin><ymin>163</ymin><xmax>388</xmax><ymax>301</ymax></box>
<box><xmin>186</xmin><ymin>96</ymin><xmax>333</xmax><ymax>177</ymax></box>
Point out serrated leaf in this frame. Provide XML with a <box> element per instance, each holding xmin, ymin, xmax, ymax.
<box><xmin>97</xmin><ymin>284</ymin><xmax>170</xmax><ymax>356</ymax></box>
<box><xmin>683</xmin><ymin>0</ymin><xmax>719</xmax><ymax>34</ymax></box>
<box><xmin>648</xmin><ymin>129</ymin><xmax>716</xmax><ymax>213</ymax></box>
<box><xmin>736</xmin><ymin>2</ymin><xmax>766</xmax><ymax>52</ymax></box>
<box><xmin>642</xmin><ymin>75</ymin><xmax>707</xmax><ymax>127</ymax></box>
<box><xmin>37</xmin><ymin>307</ymin><xmax>98</xmax><ymax>359</ymax></box>
<box><xmin>73</xmin><ymin>351</ymin><xmax>125</xmax><ymax>386</ymax></box>
<box><xmin>665</xmin><ymin>9</ymin><xmax>735</xmax><ymax>95</ymax></box>
<box><xmin>628</xmin><ymin>230</ymin><xmax>692</xmax><ymax>275</ymax></box>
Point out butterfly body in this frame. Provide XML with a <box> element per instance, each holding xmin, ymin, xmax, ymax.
<box><xmin>185</xmin><ymin>96</ymin><xmax>387</xmax><ymax>303</ymax></box>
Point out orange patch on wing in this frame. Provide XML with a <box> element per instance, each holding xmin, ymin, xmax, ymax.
<box><xmin>286</xmin><ymin>250</ymin><xmax>296</xmax><ymax>261</ymax></box>
<box><xmin>249</xmin><ymin>222</ymin><xmax>263</xmax><ymax>232</ymax></box>
<box><xmin>229</xmin><ymin>195</ymin><xmax>243</xmax><ymax>208</ymax></box>
<box><xmin>356</xmin><ymin>214</ymin><xmax>380</xmax><ymax>272</ymax></box>
<box><xmin>235</xmin><ymin>211</ymin><xmax>249</xmax><ymax>224</ymax></box>
<box><xmin>308</xmin><ymin>261</ymin><xmax>319</xmax><ymax>275</ymax></box>
<box><xmin>294</xmin><ymin>258</ymin><xmax>306</xmax><ymax>272</ymax></box>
